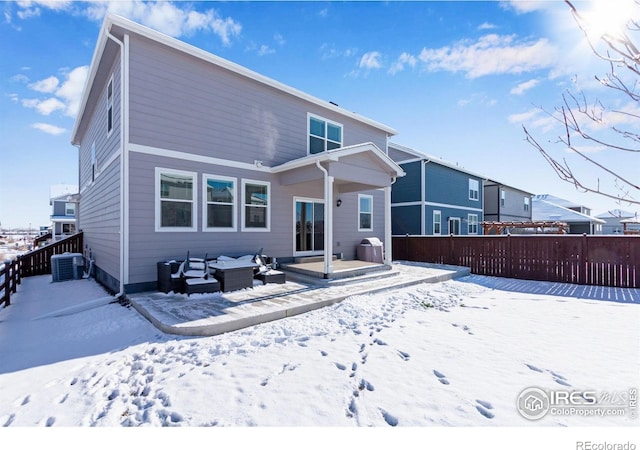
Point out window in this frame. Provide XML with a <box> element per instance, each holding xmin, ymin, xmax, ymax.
<box><xmin>90</xmin><ymin>142</ymin><xmax>96</xmax><ymax>182</ymax></box>
<box><xmin>203</xmin><ymin>175</ymin><xmax>236</xmax><ymax>231</ymax></box>
<box><xmin>242</xmin><ymin>180</ymin><xmax>270</xmax><ymax>231</ymax></box>
<box><xmin>65</xmin><ymin>203</ymin><xmax>76</xmax><ymax>216</ymax></box>
<box><xmin>308</xmin><ymin>114</ymin><xmax>343</xmax><ymax>154</ymax></box>
<box><xmin>358</xmin><ymin>194</ymin><xmax>373</xmax><ymax>231</ymax></box>
<box><xmin>469</xmin><ymin>179</ymin><xmax>479</xmax><ymax>201</ymax></box>
<box><xmin>433</xmin><ymin>210</ymin><xmax>442</xmax><ymax>235</ymax></box>
<box><xmin>156</xmin><ymin>168</ymin><xmax>196</xmax><ymax>231</ymax></box>
<box><xmin>468</xmin><ymin>214</ymin><xmax>479</xmax><ymax>234</ymax></box>
<box><xmin>501</xmin><ymin>190</ymin><xmax>506</xmax><ymax>207</ymax></box>
<box><xmin>107</xmin><ymin>77</ymin><xmax>113</xmax><ymax>135</ymax></box>
<box><xmin>524</xmin><ymin>197</ymin><xmax>530</xmax><ymax>212</ymax></box>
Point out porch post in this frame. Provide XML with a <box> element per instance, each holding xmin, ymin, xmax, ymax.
<box><xmin>324</xmin><ymin>175</ymin><xmax>334</xmax><ymax>276</ymax></box>
<box><xmin>384</xmin><ymin>185</ymin><xmax>392</xmax><ymax>265</ymax></box>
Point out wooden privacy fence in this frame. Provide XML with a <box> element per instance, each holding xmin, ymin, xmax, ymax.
<box><xmin>1</xmin><ymin>232</ymin><xmax>84</xmax><ymax>307</ymax></box>
<box><xmin>392</xmin><ymin>235</ymin><xmax>640</xmax><ymax>288</ymax></box>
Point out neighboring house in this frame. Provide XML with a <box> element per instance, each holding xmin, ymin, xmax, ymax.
<box><xmin>532</xmin><ymin>195</ymin><xmax>604</xmax><ymax>234</ymax></box>
<box><xmin>595</xmin><ymin>209</ymin><xmax>640</xmax><ymax>235</ymax></box>
<box><xmin>49</xmin><ymin>184</ymin><xmax>78</xmax><ymax>242</ymax></box>
<box><xmin>483</xmin><ymin>179</ymin><xmax>534</xmax><ymax>229</ymax></box>
<box><xmin>388</xmin><ymin>143</ymin><xmax>484</xmax><ymax>236</ymax></box>
<box><xmin>71</xmin><ymin>15</ymin><xmax>404</xmax><ymax>294</ymax></box>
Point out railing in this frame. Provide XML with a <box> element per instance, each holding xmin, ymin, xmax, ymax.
<box><xmin>1</xmin><ymin>232</ymin><xmax>83</xmax><ymax>307</ymax></box>
<box><xmin>1</xmin><ymin>258</ymin><xmax>21</xmax><ymax>308</ymax></box>
<box><xmin>392</xmin><ymin>234</ymin><xmax>640</xmax><ymax>288</ymax></box>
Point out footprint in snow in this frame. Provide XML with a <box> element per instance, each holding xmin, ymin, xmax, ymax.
<box><xmin>334</xmin><ymin>362</ymin><xmax>347</xmax><ymax>371</ymax></box>
<box><xmin>396</xmin><ymin>350</ymin><xmax>410</xmax><ymax>361</ymax></box>
<box><xmin>380</xmin><ymin>408</ymin><xmax>398</xmax><ymax>427</ymax></box>
<box><xmin>476</xmin><ymin>405</ymin><xmax>495</xmax><ymax>419</ymax></box>
<box><xmin>525</xmin><ymin>364</ymin><xmax>544</xmax><ymax>373</ymax></box>
<box><xmin>433</xmin><ymin>370</ymin><xmax>450</xmax><ymax>385</ymax></box>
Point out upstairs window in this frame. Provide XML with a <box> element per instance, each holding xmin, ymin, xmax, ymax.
<box><xmin>65</xmin><ymin>203</ymin><xmax>76</xmax><ymax>216</ymax></box>
<box><xmin>107</xmin><ymin>77</ymin><xmax>113</xmax><ymax>135</ymax></box>
<box><xmin>309</xmin><ymin>114</ymin><xmax>342</xmax><ymax>154</ymax></box>
<box><xmin>469</xmin><ymin>179</ymin><xmax>479</xmax><ymax>201</ymax></box>
<box><xmin>524</xmin><ymin>197</ymin><xmax>530</xmax><ymax>212</ymax></box>
<box><xmin>501</xmin><ymin>189</ymin><xmax>506</xmax><ymax>206</ymax></box>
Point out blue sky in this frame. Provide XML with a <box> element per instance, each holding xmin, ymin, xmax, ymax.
<box><xmin>1</xmin><ymin>0</ymin><xmax>639</xmax><ymax>229</ymax></box>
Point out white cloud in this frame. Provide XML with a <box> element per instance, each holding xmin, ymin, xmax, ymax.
<box><xmin>478</xmin><ymin>22</ymin><xmax>497</xmax><ymax>30</ymax></box>
<box><xmin>29</xmin><ymin>76</ymin><xmax>59</xmax><ymax>93</ymax></box>
<box><xmin>500</xmin><ymin>0</ymin><xmax>551</xmax><ymax>14</ymax></box>
<box><xmin>510</xmin><ymin>78</ymin><xmax>539</xmax><ymax>95</ymax></box>
<box><xmin>359</xmin><ymin>51</ymin><xmax>383</xmax><ymax>70</ymax></box>
<box><xmin>508</xmin><ymin>108</ymin><xmax>540</xmax><ymax>124</ymax></box>
<box><xmin>22</xmin><ymin>97</ymin><xmax>65</xmax><ymax>115</ymax></box>
<box><xmin>257</xmin><ymin>45</ymin><xmax>275</xmax><ymax>57</ymax></box>
<box><xmin>55</xmin><ymin>65</ymin><xmax>89</xmax><ymax>117</ymax></box>
<box><xmin>31</xmin><ymin>122</ymin><xmax>66</xmax><ymax>135</ymax></box>
<box><xmin>418</xmin><ymin>34</ymin><xmax>558</xmax><ymax>79</ymax></box>
<box><xmin>320</xmin><ymin>43</ymin><xmax>358</xmax><ymax>60</ymax></box>
<box><xmin>45</xmin><ymin>1</ymin><xmax>243</xmax><ymax>45</ymax></box>
<box><xmin>509</xmin><ymin>108</ymin><xmax>557</xmax><ymax>133</ymax></box>
<box><xmin>274</xmin><ymin>33</ymin><xmax>286</xmax><ymax>46</ymax></box>
<box><xmin>388</xmin><ymin>52</ymin><xmax>417</xmax><ymax>75</ymax></box>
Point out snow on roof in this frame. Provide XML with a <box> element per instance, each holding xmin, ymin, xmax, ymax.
<box><xmin>532</xmin><ymin>198</ymin><xmax>605</xmax><ymax>224</ymax></box>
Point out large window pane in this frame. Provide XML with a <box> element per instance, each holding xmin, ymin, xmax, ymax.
<box><xmin>207</xmin><ymin>179</ymin><xmax>233</xmax><ymax>203</ymax></box>
<box><xmin>207</xmin><ymin>204</ymin><xmax>233</xmax><ymax>228</ymax></box>
<box><xmin>309</xmin><ymin>117</ymin><xmax>325</xmax><ymax>137</ymax></box>
<box><xmin>245</xmin><ymin>205</ymin><xmax>266</xmax><ymax>228</ymax></box>
<box><xmin>327</xmin><ymin>123</ymin><xmax>341</xmax><ymax>142</ymax></box>
<box><xmin>161</xmin><ymin>174</ymin><xmax>192</xmax><ymax>200</ymax></box>
<box><xmin>245</xmin><ymin>183</ymin><xmax>268</xmax><ymax>206</ymax></box>
<box><xmin>161</xmin><ymin>201</ymin><xmax>192</xmax><ymax>227</ymax></box>
<box><xmin>309</xmin><ymin>136</ymin><xmax>325</xmax><ymax>154</ymax></box>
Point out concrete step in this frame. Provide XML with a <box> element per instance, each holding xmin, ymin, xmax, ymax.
<box><xmin>294</xmin><ymin>255</ymin><xmax>338</xmax><ymax>264</ymax></box>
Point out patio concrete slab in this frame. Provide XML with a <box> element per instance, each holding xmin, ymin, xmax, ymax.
<box><xmin>127</xmin><ymin>261</ymin><xmax>470</xmax><ymax>336</ymax></box>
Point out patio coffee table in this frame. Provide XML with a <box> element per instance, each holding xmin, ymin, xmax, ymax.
<box><xmin>208</xmin><ymin>260</ymin><xmax>258</xmax><ymax>292</ymax></box>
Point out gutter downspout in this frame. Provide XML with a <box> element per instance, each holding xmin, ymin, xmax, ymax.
<box><xmin>107</xmin><ymin>30</ymin><xmax>127</xmax><ymax>299</ymax></box>
<box><xmin>316</xmin><ymin>160</ymin><xmax>333</xmax><ymax>277</ymax></box>
<box><xmin>384</xmin><ymin>176</ymin><xmax>397</xmax><ymax>265</ymax></box>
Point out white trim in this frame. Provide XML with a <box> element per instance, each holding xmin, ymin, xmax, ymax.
<box><xmin>202</xmin><ymin>174</ymin><xmax>237</xmax><ymax>232</ymax></box>
<box><xmin>433</xmin><ymin>210</ymin><xmax>442</xmax><ymax>235</ymax></box>
<box><xmin>106</xmin><ymin>75</ymin><xmax>114</xmax><ymax>137</ymax></box>
<box><xmin>391</xmin><ymin>201</ymin><xmax>423</xmax><ymax>207</ymax></box>
<box><xmin>467</xmin><ymin>213</ymin><xmax>479</xmax><ymax>235</ymax></box>
<box><xmin>307</xmin><ymin>113</ymin><xmax>343</xmax><ymax>155</ymax></box>
<box><xmin>129</xmin><ymin>143</ymin><xmax>271</xmax><ymax>173</ymax></box>
<box><xmin>420</xmin><ymin>159</ymin><xmax>426</xmax><ymax>235</ymax></box>
<box><xmin>395</xmin><ymin>157</ymin><xmax>424</xmax><ymax>165</ymax></box>
<box><xmin>358</xmin><ymin>194</ymin><xmax>373</xmax><ymax>232</ymax></box>
<box><xmin>241</xmin><ymin>179</ymin><xmax>271</xmax><ymax>232</ymax></box>
<box><xmin>155</xmin><ymin>167</ymin><xmax>198</xmax><ymax>232</ymax></box>
<box><xmin>293</xmin><ymin>197</ymin><xmax>325</xmax><ymax>257</ymax></box>
<box><xmin>469</xmin><ymin>178</ymin><xmax>480</xmax><ymax>201</ymax></box>
<box><xmin>384</xmin><ymin>185</ymin><xmax>392</xmax><ymax>265</ymax></box>
<box><xmin>448</xmin><ymin>217</ymin><xmax>461</xmax><ymax>235</ymax></box>
<box><xmin>425</xmin><ymin>201</ymin><xmax>484</xmax><ymax>213</ymax></box>
<box><xmin>123</xmin><ymin>33</ymin><xmax>130</xmax><ymax>285</ymax></box>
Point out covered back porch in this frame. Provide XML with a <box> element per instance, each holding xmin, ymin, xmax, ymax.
<box><xmin>273</xmin><ymin>142</ymin><xmax>405</xmax><ymax>279</ymax></box>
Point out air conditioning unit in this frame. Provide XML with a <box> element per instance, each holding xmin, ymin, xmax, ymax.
<box><xmin>51</xmin><ymin>253</ymin><xmax>84</xmax><ymax>282</ymax></box>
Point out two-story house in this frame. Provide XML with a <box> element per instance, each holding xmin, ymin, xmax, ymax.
<box><xmin>71</xmin><ymin>15</ymin><xmax>404</xmax><ymax>294</ymax></box>
<box><xmin>49</xmin><ymin>184</ymin><xmax>78</xmax><ymax>242</ymax></box>
<box><xmin>483</xmin><ymin>179</ymin><xmax>534</xmax><ymax>233</ymax></box>
<box><xmin>532</xmin><ymin>194</ymin><xmax>604</xmax><ymax>234</ymax></box>
<box><xmin>388</xmin><ymin>143</ymin><xmax>484</xmax><ymax>236</ymax></box>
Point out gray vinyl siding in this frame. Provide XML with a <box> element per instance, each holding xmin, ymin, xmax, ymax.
<box><xmin>127</xmin><ymin>35</ymin><xmax>388</xmax><ymax>166</ymax></box>
<box><xmin>77</xmin><ymin>55</ymin><xmax>122</xmax><ymax>290</ymax></box>
<box><xmin>388</xmin><ymin>146</ymin><xmax>419</xmax><ymax>162</ymax></box>
<box><xmin>483</xmin><ymin>182</ymin><xmax>533</xmax><ymax>222</ymax></box>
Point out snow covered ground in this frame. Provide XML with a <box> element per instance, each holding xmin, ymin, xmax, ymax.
<box><xmin>0</xmin><ymin>270</ymin><xmax>638</xmax><ymax>448</ymax></box>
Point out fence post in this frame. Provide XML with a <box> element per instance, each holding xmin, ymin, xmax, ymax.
<box><xmin>3</xmin><ymin>259</ymin><xmax>11</xmax><ymax>307</ymax></box>
<box><xmin>579</xmin><ymin>233</ymin><xmax>587</xmax><ymax>285</ymax></box>
<box><xmin>506</xmin><ymin>233</ymin><xmax>512</xmax><ymax>278</ymax></box>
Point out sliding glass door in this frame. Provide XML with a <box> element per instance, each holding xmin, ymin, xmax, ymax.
<box><xmin>295</xmin><ymin>199</ymin><xmax>324</xmax><ymax>254</ymax></box>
